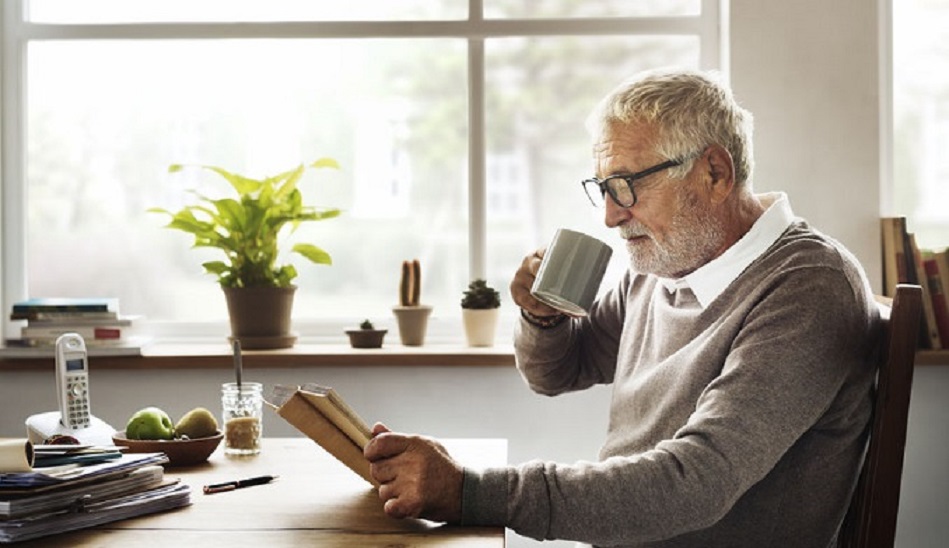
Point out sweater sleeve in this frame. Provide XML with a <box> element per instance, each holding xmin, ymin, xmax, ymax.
<box><xmin>513</xmin><ymin>272</ymin><xmax>630</xmax><ymax>395</ymax></box>
<box><xmin>464</xmin><ymin>264</ymin><xmax>878</xmax><ymax>545</ymax></box>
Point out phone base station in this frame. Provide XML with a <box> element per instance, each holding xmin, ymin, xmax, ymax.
<box><xmin>25</xmin><ymin>411</ymin><xmax>116</xmax><ymax>446</ymax></box>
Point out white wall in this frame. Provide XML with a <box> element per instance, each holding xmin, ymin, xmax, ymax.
<box><xmin>731</xmin><ymin>0</ymin><xmax>883</xmax><ymax>290</ymax></box>
<box><xmin>2</xmin><ymin>2</ymin><xmax>947</xmax><ymax>547</ymax></box>
<box><xmin>732</xmin><ymin>1</ymin><xmax>948</xmax><ymax>547</ymax></box>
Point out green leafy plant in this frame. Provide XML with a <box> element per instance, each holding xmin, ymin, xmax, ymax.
<box><xmin>461</xmin><ymin>279</ymin><xmax>501</xmax><ymax>309</ymax></box>
<box><xmin>149</xmin><ymin>158</ymin><xmax>341</xmax><ymax>288</ymax></box>
<box><xmin>360</xmin><ymin>319</ymin><xmax>375</xmax><ymax>330</ymax></box>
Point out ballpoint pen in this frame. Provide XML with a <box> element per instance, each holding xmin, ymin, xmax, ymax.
<box><xmin>203</xmin><ymin>474</ymin><xmax>278</xmax><ymax>494</ymax></box>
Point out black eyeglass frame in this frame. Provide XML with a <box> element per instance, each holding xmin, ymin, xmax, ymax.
<box><xmin>581</xmin><ymin>158</ymin><xmax>683</xmax><ymax>208</ymax></box>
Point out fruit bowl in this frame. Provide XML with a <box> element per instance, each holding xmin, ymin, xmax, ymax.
<box><xmin>112</xmin><ymin>430</ymin><xmax>223</xmax><ymax>466</ymax></box>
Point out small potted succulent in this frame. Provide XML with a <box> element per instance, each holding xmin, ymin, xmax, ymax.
<box><xmin>345</xmin><ymin>319</ymin><xmax>387</xmax><ymax>349</ymax></box>
<box><xmin>460</xmin><ymin>279</ymin><xmax>501</xmax><ymax>347</ymax></box>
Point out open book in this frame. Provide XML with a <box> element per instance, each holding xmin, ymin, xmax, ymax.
<box><xmin>267</xmin><ymin>384</ymin><xmax>377</xmax><ymax>486</ymax></box>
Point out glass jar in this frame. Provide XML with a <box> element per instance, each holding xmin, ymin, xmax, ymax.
<box><xmin>221</xmin><ymin>382</ymin><xmax>263</xmax><ymax>455</ymax></box>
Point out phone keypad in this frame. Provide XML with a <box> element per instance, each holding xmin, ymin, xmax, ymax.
<box><xmin>66</xmin><ymin>378</ymin><xmax>90</xmax><ymax>427</ymax></box>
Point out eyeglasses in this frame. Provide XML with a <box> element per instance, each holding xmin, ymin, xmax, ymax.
<box><xmin>581</xmin><ymin>158</ymin><xmax>683</xmax><ymax>208</ymax></box>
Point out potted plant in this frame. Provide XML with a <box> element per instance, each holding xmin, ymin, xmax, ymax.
<box><xmin>345</xmin><ymin>319</ymin><xmax>388</xmax><ymax>349</ymax></box>
<box><xmin>149</xmin><ymin>158</ymin><xmax>341</xmax><ymax>349</ymax></box>
<box><xmin>461</xmin><ymin>279</ymin><xmax>501</xmax><ymax>347</ymax></box>
<box><xmin>392</xmin><ymin>259</ymin><xmax>432</xmax><ymax>346</ymax></box>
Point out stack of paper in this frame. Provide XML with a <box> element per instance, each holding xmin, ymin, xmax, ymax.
<box><xmin>0</xmin><ymin>447</ymin><xmax>191</xmax><ymax>543</ymax></box>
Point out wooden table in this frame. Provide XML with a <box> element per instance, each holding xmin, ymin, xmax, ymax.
<box><xmin>20</xmin><ymin>437</ymin><xmax>507</xmax><ymax>547</ymax></box>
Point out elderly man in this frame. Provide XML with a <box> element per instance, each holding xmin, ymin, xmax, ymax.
<box><xmin>365</xmin><ymin>69</ymin><xmax>880</xmax><ymax>547</ymax></box>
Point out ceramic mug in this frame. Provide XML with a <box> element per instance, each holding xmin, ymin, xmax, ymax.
<box><xmin>530</xmin><ymin>228</ymin><xmax>613</xmax><ymax>316</ymax></box>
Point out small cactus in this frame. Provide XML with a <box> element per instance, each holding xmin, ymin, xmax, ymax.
<box><xmin>360</xmin><ymin>319</ymin><xmax>374</xmax><ymax>330</ymax></box>
<box><xmin>399</xmin><ymin>259</ymin><xmax>421</xmax><ymax>306</ymax></box>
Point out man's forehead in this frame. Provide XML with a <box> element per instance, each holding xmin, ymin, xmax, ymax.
<box><xmin>594</xmin><ymin>121</ymin><xmax>657</xmax><ymax>156</ymax></box>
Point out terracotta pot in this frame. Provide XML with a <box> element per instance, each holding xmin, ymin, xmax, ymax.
<box><xmin>345</xmin><ymin>329</ymin><xmax>387</xmax><ymax>349</ymax></box>
<box><xmin>222</xmin><ymin>286</ymin><xmax>297</xmax><ymax>349</ymax></box>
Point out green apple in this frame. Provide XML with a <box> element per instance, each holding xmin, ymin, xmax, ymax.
<box><xmin>125</xmin><ymin>406</ymin><xmax>175</xmax><ymax>440</ymax></box>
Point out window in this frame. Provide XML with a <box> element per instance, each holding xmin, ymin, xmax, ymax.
<box><xmin>2</xmin><ymin>0</ymin><xmax>721</xmax><ymax>341</ymax></box>
<box><xmin>892</xmin><ymin>0</ymin><xmax>949</xmax><ymax>249</ymax></box>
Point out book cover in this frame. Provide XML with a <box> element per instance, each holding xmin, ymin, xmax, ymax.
<box><xmin>935</xmin><ymin>249</ymin><xmax>949</xmax><ymax>319</ymax></box>
<box><xmin>298</xmin><ymin>383</ymin><xmax>372</xmax><ymax>449</ymax></box>
<box><xmin>267</xmin><ymin>385</ymin><xmax>377</xmax><ymax>486</ymax></box>
<box><xmin>10</xmin><ymin>310</ymin><xmax>120</xmax><ymax>322</ymax></box>
<box><xmin>896</xmin><ymin>218</ymin><xmax>915</xmax><ymax>284</ymax></box>
<box><xmin>11</xmin><ymin>298</ymin><xmax>118</xmax><ymax>314</ymax></box>
<box><xmin>880</xmin><ymin>217</ymin><xmax>902</xmax><ymax>297</ymax></box>
<box><xmin>24</xmin><ymin>315</ymin><xmax>140</xmax><ymax>327</ymax></box>
<box><xmin>923</xmin><ymin>253</ymin><xmax>949</xmax><ymax>347</ymax></box>
<box><xmin>907</xmin><ymin>233</ymin><xmax>942</xmax><ymax>349</ymax></box>
<box><xmin>21</xmin><ymin>325</ymin><xmax>128</xmax><ymax>341</ymax></box>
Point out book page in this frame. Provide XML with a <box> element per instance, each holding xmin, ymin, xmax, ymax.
<box><xmin>299</xmin><ymin>383</ymin><xmax>372</xmax><ymax>448</ymax></box>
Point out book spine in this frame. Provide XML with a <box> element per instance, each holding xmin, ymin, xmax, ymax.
<box><xmin>10</xmin><ymin>311</ymin><xmax>119</xmax><ymax>321</ymax></box>
<box><xmin>881</xmin><ymin>217</ymin><xmax>901</xmax><ymax>297</ymax></box>
<box><xmin>923</xmin><ymin>255</ymin><xmax>949</xmax><ymax>348</ymax></box>
<box><xmin>18</xmin><ymin>337</ymin><xmax>133</xmax><ymax>348</ymax></box>
<box><xmin>935</xmin><ymin>249</ymin><xmax>949</xmax><ymax>324</ymax></box>
<box><xmin>21</xmin><ymin>325</ymin><xmax>125</xmax><ymax>340</ymax></box>
<box><xmin>24</xmin><ymin>315</ymin><xmax>137</xmax><ymax>326</ymax></box>
<box><xmin>11</xmin><ymin>298</ymin><xmax>117</xmax><ymax>313</ymax></box>
<box><xmin>896</xmin><ymin>217</ymin><xmax>913</xmax><ymax>285</ymax></box>
<box><xmin>908</xmin><ymin>233</ymin><xmax>942</xmax><ymax>349</ymax></box>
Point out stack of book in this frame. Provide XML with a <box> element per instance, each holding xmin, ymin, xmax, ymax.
<box><xmin>881</xmin><ymin>217</ymin><xmax>949</xmax><ymax>349</ymax></box>
<box><xmin>0</xmin><ymin>444</ymin><xmax>191</xmax><ymax>543</ymax></box>
<box><xmin>7</xmin><ymin>298</ymin><xmax>143</xmax><ymax>349</ymax></box>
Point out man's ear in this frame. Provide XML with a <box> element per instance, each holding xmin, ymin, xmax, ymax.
<box><xmin>703</xmin><ymin>144</ymin><xmax>735</xmax><ymax>204</ymax></box>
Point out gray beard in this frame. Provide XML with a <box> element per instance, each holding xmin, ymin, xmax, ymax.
<box><xmin>621</xmin><ymin>189</ymin><xmax>726</xmax><ymax>279</ymax></box>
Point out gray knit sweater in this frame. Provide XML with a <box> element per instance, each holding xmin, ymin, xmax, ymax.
<box><xmin>461</xmin><ymin>220</ymin><xmax>880</xmax><ymax>547</ymax></box>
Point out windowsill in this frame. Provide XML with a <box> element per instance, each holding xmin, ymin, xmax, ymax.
<box><xmin>0</xmin><ymin>341</ymin><xmax>516</xmax><ymax>370</ymax></box>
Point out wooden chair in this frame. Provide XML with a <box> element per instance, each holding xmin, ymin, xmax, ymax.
<box><xmin>837</xmin><ymin>284</ymin><xmax>923</xmax><ymax>548</ymax></box>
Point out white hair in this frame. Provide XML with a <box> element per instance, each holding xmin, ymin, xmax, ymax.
<box><xmin>586</xmin><ymin>68</ymin><xmax>755</xmax><ymax>186</ymax></box>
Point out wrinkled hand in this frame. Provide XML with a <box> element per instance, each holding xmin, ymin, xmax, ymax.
<box><xmin>510</xmin><ymin>247</ymin><xmax>561</xmax><ymax>317</ymax></box>
<box><xmin>364</xmin><ymin>423</ymin><xmax>464</xmax><ymax>523</ymax></box>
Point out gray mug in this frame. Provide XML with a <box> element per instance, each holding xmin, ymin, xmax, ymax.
<box><xmin>530</xmin><ymin>228</ymin><xmax>613</xmax><ymax>316</ymax></box>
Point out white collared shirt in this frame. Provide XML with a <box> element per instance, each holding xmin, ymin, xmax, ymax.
<box><xmin>658</xmin><ymin>192</ymin><xmax>795</xmax><ymax>309</ymax></box>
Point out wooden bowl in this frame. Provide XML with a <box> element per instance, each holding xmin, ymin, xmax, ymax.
<box><xmin>112</xmin><ymin>430</ymin><xmax>223</xmax><ymax>466</ymax></box>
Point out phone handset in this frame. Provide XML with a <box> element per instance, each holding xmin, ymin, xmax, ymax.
<box><xmin>55</xmin><ymin>333</ymin><xmax>92</xmax><ymax>429</ymax></box>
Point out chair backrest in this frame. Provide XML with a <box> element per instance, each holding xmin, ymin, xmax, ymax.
<box><xmin>837</xmin><ymin>283</ymin><xmax>923</xmax><ymax>548</ymax></box>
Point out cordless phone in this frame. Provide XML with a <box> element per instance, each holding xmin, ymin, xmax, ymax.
<box><xmin>55</xmin><ymin>333</ymin><xmax>92</xmax><ymax>429</ymax></box>
<box><xmin>25</xmin><ymin>333</ymin><xmax>115</xmax><ymax>445</ymax></box>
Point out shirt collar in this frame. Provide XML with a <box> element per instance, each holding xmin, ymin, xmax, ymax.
<box><xmin>659</xmin><ymin>192</ymin><xmax>795</xmax><ymax>308</ymax></box>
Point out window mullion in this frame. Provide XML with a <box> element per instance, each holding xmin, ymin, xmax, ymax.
<box><xmin>1</xmin><ymin>0</ymin><xmax>29</xmax><ymax>341</ymax></box>
<box><xmin>468</xmin><ymin>0</ymin><xmax>486</xmax><ymax>282</ymax></box>
<box><xmin>468</xmin><ymin>36</ymin><xmax>486</xmax><ymax>282</ymax></box>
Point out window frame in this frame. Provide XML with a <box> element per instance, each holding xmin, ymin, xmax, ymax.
<box><xmin>0</xmin><ymin>0</ymin><xmax>725</xmax><ymax>341</ymax></box>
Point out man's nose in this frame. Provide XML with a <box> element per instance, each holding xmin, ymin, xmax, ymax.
<box><xmin>604</xmin><ymin>197</ymin><xmax>632</xmax><ymax>228</ymax></box>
